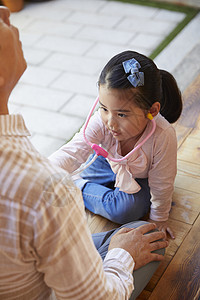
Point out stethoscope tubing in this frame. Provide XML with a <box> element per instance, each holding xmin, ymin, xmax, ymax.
<box><xmin>83</xmin><ymin>96</ymin><xmax>156</xmax><ymax>162</ymax></box>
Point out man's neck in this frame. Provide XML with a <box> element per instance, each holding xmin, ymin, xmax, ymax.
<box><xmin>0</xmin><ymin>92</ymin><xmax>9</xmax><ymax>115</ymax></box>
<box><xmin>0</xmin><ymin>107</ymin><xmax>9</xmax><ymax>115</ymax></box>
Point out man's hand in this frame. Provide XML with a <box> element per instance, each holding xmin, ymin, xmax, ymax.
<box><xmin>109</xmin><ymin>223</ymin><xmax>168</xmax><ymax>270</ymax></box>
<box><xmin>0</xmin><ymin>6</ymin><xmax>10</xmax><ymax>25</ymax></box>
<box><xmin>148</xmin><ymin>219</ymin><xmax>175</xmax><ymax>240</ymax></box>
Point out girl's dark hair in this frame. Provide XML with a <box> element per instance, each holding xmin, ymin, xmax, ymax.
<box><xmin>98</xmin><ymin>50</ymin><xmax>182</xmax><ymax>123</ymax></box>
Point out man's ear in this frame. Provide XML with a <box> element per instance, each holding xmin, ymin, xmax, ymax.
<box><xmin>149</xmin><ymin>102</ymin><xmax>160</xmax><ymax>117</ymax></box>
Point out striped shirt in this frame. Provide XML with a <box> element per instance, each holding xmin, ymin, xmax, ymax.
<box><xmin>0</xmin><ymin>114</ymin><xmax>134</xmax><ymax>300</ymax></box>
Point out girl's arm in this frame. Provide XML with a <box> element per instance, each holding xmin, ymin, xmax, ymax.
<box><xmin>148</xmin><ymin>126</ymin><xmax>177</xmax><ymax>239</ymax></box>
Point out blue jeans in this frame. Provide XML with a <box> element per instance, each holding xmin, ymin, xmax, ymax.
<box><xmin>76</xmin><ymin>154</ymin><xmax>151</xmax><ymax>224</ymax></box>
<box><xmin>92</xmin><ymin>220</ymin><xmax>165</xmax><ymax>300</ymax></box>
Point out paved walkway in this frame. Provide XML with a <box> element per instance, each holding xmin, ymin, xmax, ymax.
<box><xmin>9</xmin><ymin>0</ymin><xmax>200</xmax><ymax>157</ymax></box>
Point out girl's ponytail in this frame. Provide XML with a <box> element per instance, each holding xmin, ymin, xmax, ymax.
<box><xmin>160</xmin><ymin>70</ymin><xmax>182</xmax><ymax>123</ymax></box>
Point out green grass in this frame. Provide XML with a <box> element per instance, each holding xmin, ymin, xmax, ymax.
<box><xmin>108</xmin><ymin>0</ymin><xmax>199</xmax><ymax>59</ymax></box>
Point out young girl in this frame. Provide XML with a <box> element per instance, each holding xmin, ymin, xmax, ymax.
<box><xmin>49</xmin><ymin>50</ymin><xmax>182</xmax><ymax>239</ymax></box>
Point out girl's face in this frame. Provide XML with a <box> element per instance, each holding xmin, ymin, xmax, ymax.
<box><xmin>0</xmin><ymin>18</ymin><xmax>27</xmax><ymax>88</ymax></box>
<box><xmin>99</xmin><ymin>85</ymin><xmax>149</xmax><ymax>142</ymax></box>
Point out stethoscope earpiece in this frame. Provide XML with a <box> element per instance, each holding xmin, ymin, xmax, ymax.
<box><xmin>147</xmin><ymin>112</ymin><xmax>153</xmax><ymax>120</ymax></box>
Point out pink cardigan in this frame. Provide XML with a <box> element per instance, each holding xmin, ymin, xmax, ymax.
<box><xmin>49</xmin><ymin>111</ymin><xmax>177</xmax><ymax>221</ymax></box>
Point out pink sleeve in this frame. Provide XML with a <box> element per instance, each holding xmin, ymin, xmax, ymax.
<box><xmin>148</xmin><ymin>126</ymin><xmax>177</xmax><ymax>221</ymax></box>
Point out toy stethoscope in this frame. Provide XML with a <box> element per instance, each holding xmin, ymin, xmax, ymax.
<box><xmin>71</xmin><ymin>97</ymin><xmax>156</xmax><ymax>176</ymax></box>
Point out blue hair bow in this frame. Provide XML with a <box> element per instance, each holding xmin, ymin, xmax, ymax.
<box><xmin>122</xmin><ymin>58</ymin><xmax>144</xmax><ymax>87</ymax></box>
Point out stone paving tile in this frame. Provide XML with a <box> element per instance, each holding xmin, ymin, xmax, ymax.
<box><xmin>10</xmin><ymin>84</ymin><xmax>73</xmax><ymax>112</ymax></box>
<box><xmin>8</xmin><ymin>103</ymin><xmax>23</xmax><ymax>114</ymax></box>
<box><xmin>23</xmin><ymin>47</ymin><xmax>51</xmax><ymax>65</ymax></box>
<box><xmin>51</xmin><ymin>0</ymin><xmax>106</xmax><ymax>13</ymax></box>
<box><xmin>67</xmin><ymin>11</ymin><xmax>122</xmax><ymax>28</ymax></box>
<box><xmin>19</xmin><ymin>106</ymin><xmax>84</xmax><ymax>140</ymax></box>
<box><xmin>21</xmin><ymin>2</ymin><xmax>71</xmax><ymax>21</ymax></box>
<box><xmin>85</xmin><ymin>43</ymin><xmax>137</xmax><ymax>59</ymax></box>
<box><xmin>131</xmin><ymin>33</ymin><xmax>164</xmax><ymax>48</ymax></box>
<box><xmin>20</xmin><ymin>66</ymin><xmax>61</xmax><ymax>87</ymax></box>
<box><xmin>76</xmin><ymin>26</ymin><xmax>135</xmax><ymax>44</ymax></box>
<box><xmin>10</xmin><ymin>14</ymin><xmax>33</xmax><ymax>29</ymax></box>
<box><xmin>125</xmin><ymin>45</ymin><xmax>152</xmax><ymax>57</ymax></box>
<box><xmin>61</xmin><ymin>95</ymin><xmax>96</xmax><ymax>119</ymax></box>
<box><xmin>30</xmin><ymin>134</ymin><xmax>66</xmax><ymax>157</ymax></box>
<box><xmin>117</xmin><ymin>17</ymin><xmax>177</xmax><ymax>35</ymax></box>
<box><xmin>52</xmin><ymin>73</ymin><xmax>98</xmax><ymax>97</ymax></box>
<box><xmin>24</xmin><ymin>20</ymin><xmax>82</xmax><ymax>38</ymax></box>
<box><xmin>154</xmin><ymin>9</ymin><xmax>186</xmax><ymax>22</ymax></box>
<box><xmin>34</xmin><ymin>36</ymin><xmax>94</xmax><ymax>55</ymax></box>
<box><xmin>20</xmin><ymin>32</ymin><xmax>43</xmax><ymax>47</ymax></box>
<box><xmin>130</xmin><ymin>33</ymin><xmax>164</xmax><ymax>54</ymax></box>
<box><xmin>99</xmin><ymin>2</ymin><xmax>158</xmax><ymax>18</ymax></box>
<box><xmin>42</xmin><ymin>53</ymin><xmax>104</xmax><ymax>75</ymax></box>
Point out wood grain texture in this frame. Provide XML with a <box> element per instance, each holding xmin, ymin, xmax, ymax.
<box><xmin>86</xmin><ymin>209</ymin><xmax>119</xmax><ymax>234</ymax></box>
<box><xmin>175</xmin><ymin>74</ymin><xmax>200</xmax><ymax>129</ymax></box>
<box><xmin>148</xmin><ymin>215</ymin><xmax>200</xmax><ymax>300</ymax></box>
<box><xmin>175</xmin><ymin>158</ymin><xmax>200</xmax><ymax>194</ymax></box>
<box><xmin>173</xmin><ymin>74</ymin><xmax>200</xmax><ymax>149</ymax></box>
<box><xmin>170</xmin><ymin>187</ymin><xmax>200</xmax><ymax>224</ymax></box>
<box><xmin>177</xmin><ymin>136</ymin><xmax>200</xmax><ymax>164</ymax></box>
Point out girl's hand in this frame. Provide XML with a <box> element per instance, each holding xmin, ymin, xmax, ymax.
<box><xmin>148</xmin><ymin>219</ymin><xmax>175</xmax><ymax>240</ymax></box>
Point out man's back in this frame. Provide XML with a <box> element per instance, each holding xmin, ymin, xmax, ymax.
<box><xmin>0</xmin><ymin>114</ymin><xmax>93</xmax><ymax>299</ymax></box>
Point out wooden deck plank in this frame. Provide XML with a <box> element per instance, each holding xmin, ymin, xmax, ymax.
<box><xmin>175</xmin><ymin>74</ymin><xmax>200</xmax><ymax>130</ymax></box>
<box><xmin>175</xmin><ymin>170</ymin><xmax>200</xmax><ymax>194</ymax></box>
<box><xmin>190</xmin><ymin>128</ymin><xmax>200</xmax><ymax>139</ymax></box>
<box><xmin>177</xmin><ymin>159</ymin><xmax>200</xmax><ymax>177</ymax></box>
<box><xmin>170</xmin><ymin>187</ymin><xmax>200</xmax><ymax>224</ymax></box>
<box><xmin>174</xmin><ymin>124</ymin><xmax>192</xmax><ymax>148</ymax></box>
<box><xmin>177</xmin><ymin>136</ymin><xmax>200</xmax><ymax>164</ymax></box>
<box><xmin>175</xmin><ymin>159</ymin><xmax>200</xmax><ymax>194</ymax></box>
<box><xmin>86</xmin><ymin>210</ymin><xmax>118</xmax><ymax>234</ymax></box>
<box><xmin>173</xmin><ymin>74</ymin><xmax>200</xmax><ymax>149</ymax></box>
<box><xmin>162</xmin><ymin>219</ymin><xmax>191</xmax><ymax>257</ymax></box>
<box><xmin>137</xmin><ymin>290</ymin><xmax>151</xmax><ymax>300</ymax></box>
<box><xmin>148</xmin><ymin>215</ymin><xmax>200</xmax><ymax>300</ymax></box>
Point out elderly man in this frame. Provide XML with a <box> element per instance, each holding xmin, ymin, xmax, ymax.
<box><xmin>0</xmin><ymin>7</ymin><xmax>167</xmax><ymax>300</ymax></box>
